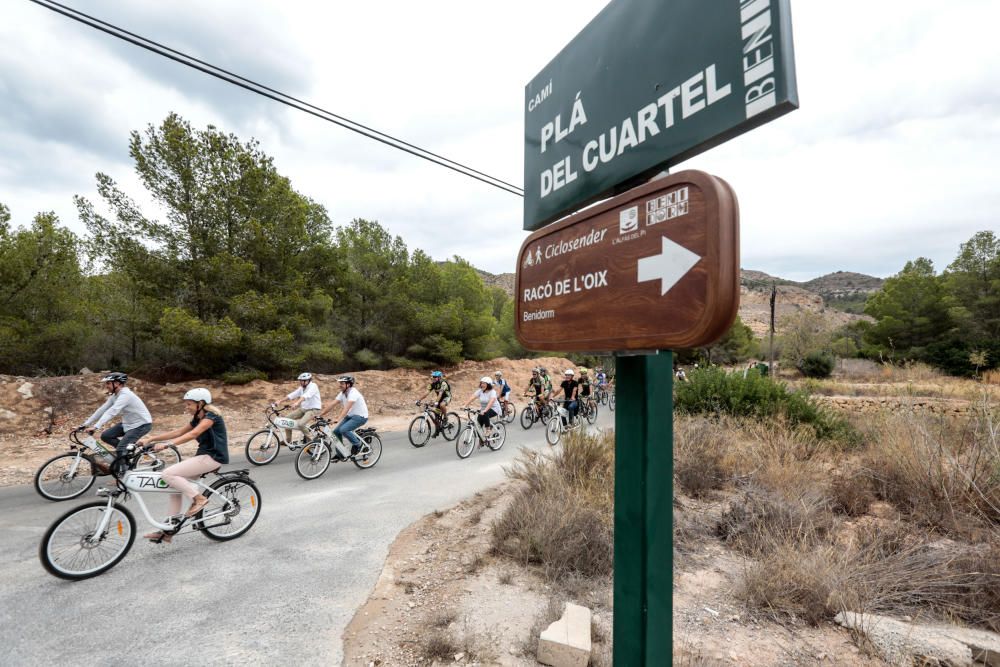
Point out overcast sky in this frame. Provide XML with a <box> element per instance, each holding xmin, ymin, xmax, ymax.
<box><xmin>2</xmin><ymin>1</ymin><xmax>998</xmax><ymax>282</ymax></box>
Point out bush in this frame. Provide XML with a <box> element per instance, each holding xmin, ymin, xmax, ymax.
<box><xmin>863</xmin><ymin>406</ymin><xmax>1000</xmax><ymax>536</ymax></box>
<box><xmin>220</xmin><ymin>366</ymin><xmax>268</xmax><ymax>385</ymax></box>
<box><xmin>798</xmin><ymin>351</ymin><xmax>835</xmax><ymax>378</ymax></box>
<box><xmin>715</xmin><ymin>486</ymin><xmax>834</xmax><ymax>555</ymax></box>
<box><xmin>674</xmin><ymin>417</ymin><xmax>728</xmax><ymax>497</ymax></box>
<box><xmin>492</xmin><ymin>432</ymin><xmax>614</xmax><ymax>580</ymax></box>
<box><xmin>675</xmin><ymin>366</ymin><xmax>858</xmax><ymax>443</ymax></box>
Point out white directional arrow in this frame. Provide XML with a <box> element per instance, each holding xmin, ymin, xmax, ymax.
<box><xmin>636</xmin><ymin>235</ymin><xmax>701</xmax><ymax>296</ymax></box>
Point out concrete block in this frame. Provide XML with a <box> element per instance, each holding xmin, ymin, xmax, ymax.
<box><xmin>537</xmin><ymin>602</ymin><xmax>591</xmax><ymax>667</ymax></box>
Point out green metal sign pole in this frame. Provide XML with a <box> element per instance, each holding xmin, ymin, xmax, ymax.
<box><xmin>613</xmin><ymin>350</ymin><xmax>673</xmax><ymax>665</ymax></box>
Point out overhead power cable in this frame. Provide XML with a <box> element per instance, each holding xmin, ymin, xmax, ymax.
<box><xmin>27</xmin><ymin>0</ymin><xmax>525</xmax><ymax>197</ymax></box>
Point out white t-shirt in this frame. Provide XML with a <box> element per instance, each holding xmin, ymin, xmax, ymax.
<box><xmin>336</xmin><ymin>387</ymin><xmax>368</xmax><ymax>418</ymax></box>
<box><xmin>474</xmin><ymin>389</ymin><xmax>499</xmax><ymax>414</ymax></box>
<box><xmin>287</xmin><ymin>382</ymin><xmax>322</xmax><ymax>411</ymax></box>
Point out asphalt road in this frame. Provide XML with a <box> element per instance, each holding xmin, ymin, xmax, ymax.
<box><xmin>0</xmin><ymin>409</ymin><xmax>613</xmax><ymax>666</ymax></box>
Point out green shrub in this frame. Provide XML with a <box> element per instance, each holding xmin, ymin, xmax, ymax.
<box><xmin>798</xmin><ymin>351</ymin><xmax>835</xmax><ymax>378</ymax></box>
<box><xmin>675</xmin><ymin>366</ymin><xmax>857</xmax><ymax>443</ymax></box>
<box><xmin>220</xmin><ymin>366</ymin><xmax>268</xmax><ymax>385</ymax></box>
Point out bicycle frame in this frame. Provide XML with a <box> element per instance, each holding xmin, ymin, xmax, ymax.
<box><xmin>461</xmin><ymin>408</ymin><xmax>500</xmax><ymax>440</ymax></box>
<box><xmin>92</xmin><ymin>471</ymin><xmax>235</xmax><ymax>535</ymax></box>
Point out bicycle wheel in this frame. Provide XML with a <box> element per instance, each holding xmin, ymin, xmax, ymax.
<box><xmin>545</xmin><ymin>417</ymin><xmax>561</xmax><ymax>446</ymax></box>
<box><xmin>609</xmin><ymin>393</ymin><xmax>616</xmax><ymax>411</ymax></box>
<box><xmin>245</xmin><ymin>430</ymin><xmax>281</xmax><ymax>465</ymax></box>
<box><xmin>408</xmin><ymin>415</ymin><xmax>431</xmax><ymax>447</ymax></box>
<box><xmin>200</xmin><ymin>477</ymin><xmax>262</xmax><ymax>541</ymax></box>
<box><xmin>295</xmin><ymin>441</ymin><xmax>332</xmax><ymax>480</ymax></box>
<box><xmin>352</xmin><ymin>433</ymin><xmax>382</xmax><ymax>469</ymax></box>
<box><xmin>502</xmin><ymin>403</ymin><xmax>516</xmax><ymax>424</ymax></box>
<box><xmin>539</xmin><ymin>403</ymin><xmax>554</xmax><ymax>425</ymax></box>
<box><xmin>487</xmin><ymin>422</ymin><xmax>506</xmax><ymax>451</ymax></box>
<box><xmin>585</xmin><ymin>401</ymin><xmax>598</xmax><ymax>424</ymax></box>
<box><xmin>40</xmin><ymin>501</ymin><xmax>136</xmax><ymax>580</ymax></box>
<box><xmin>34</xmin><ymin>453</ymin><xmax>98</xmax><ymax>501</ymax></box>
<box><xmin>441</xmin><ymin>412</ymin><xmax>461</xmax><ymax>441</ymax></box>
<box><xmin>456</xmin><ymin>425</ymin><xmax>476</xmax><ymax>459</ymax></box>
<box><xmin>520</xmin><ymin>406</ymin><xmax>535</xmax><ymax>430</ymax></box>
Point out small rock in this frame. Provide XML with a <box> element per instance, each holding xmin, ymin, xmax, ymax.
<box><xmin>17</xmin><ymin>382</ymin><xmax>33</xmax><ymax>399</ymax></box>
<box><xmin>453</xmin><ymin>652</ymin><xmax>465</xmax><ymax>661</ymax></box>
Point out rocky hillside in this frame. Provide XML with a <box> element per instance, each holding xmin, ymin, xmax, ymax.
<box><xmin>476</xmin><ymin>269</ymin><xmax>515</xmax><ymax>295</ymax></box>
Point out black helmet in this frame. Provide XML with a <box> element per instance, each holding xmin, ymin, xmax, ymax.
<box><xmin>336</xmin><ymin>375</ymin><xmax>355</xmax><ymax>385</ymax></box>
<box><xmin>101</xmin><ymin>372</ymin><xmax>128</xmax><ymax>384</ymax></box>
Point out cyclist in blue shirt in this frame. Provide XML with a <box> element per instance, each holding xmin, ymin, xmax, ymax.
<box><xmin>493</xmin><ymin>371</ymin><xmax>511</xmax><ymax>417</ymax></box>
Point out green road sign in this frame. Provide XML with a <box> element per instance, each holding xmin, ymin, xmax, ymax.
<box><xmin>523</xmin><ymin>0</ymin><xmax>797</xmax><ymax>231</ymax></box>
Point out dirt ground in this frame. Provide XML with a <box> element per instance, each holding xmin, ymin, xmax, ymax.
<box><xmin>0</xmin><ymin>357</ymin><xmax>574</xmax><ymax>487</ymax></box>
<box><xmin>341</xmin><ymin>482</ymin><xmax>886</xmax><ymax>667</ymax></box>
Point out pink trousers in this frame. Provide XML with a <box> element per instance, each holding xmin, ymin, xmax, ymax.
<box><xmin>162</xmin><ymin>455</ymin><xmax>221</xmax><ymax>515</ymax></box>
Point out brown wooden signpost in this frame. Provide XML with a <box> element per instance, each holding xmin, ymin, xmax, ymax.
<box><xmin>515</xmin><ymin>170</ymin><xmax>740</xmax><ymax>351</ymax></box>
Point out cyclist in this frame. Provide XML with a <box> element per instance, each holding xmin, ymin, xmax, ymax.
<box><xmin>79</xmin><ymin>372</ymin><xmax>153</xmax><ymax>474</ymax></box>
<box><xmin>494</xmin><ymin>371</ymin><xmax>512</xmax><ymax>416</ymax></box>
<box><xmin>539</xmin><ymin>367</ymin><xmax>554</xmax><ymax>403</ymax></box>
<box><xmin>522</xmin><ymin>368</ymin><xmax>545</xmax><ymax>415</ymax></box>
<box><xmin>273</xmin><ymin>372</ymin><xmax>321</xmax><ymax>445</ymax></box>
<box><xmin>596</xmin><ymin>367</ymin><xmax>608</xmax><ymax>391</ymax></box>
<box><xmin>578</xmin><ymin>368</ymin><xmax>593</xmax><ymax>402</ymax></box>
<box><xmin>415</xmin><ymin>370</ymin><xmax>451</xmax><ymax>437</ymax></box>
<box><xmin>319</xmin><ymin>375</ymin><xmax>368</xmax><ymax>459</ymax></box>
<box><xmin>138</xmin><ymin>388</ymin><xmax>229</xmax><ymax>543</ymax></box>
<box><xmin>558</xmin><ymin>369</ymin><xmax>580</xmax><ymax>424</ymax></box>
<box><xmin>462</xmin><ymin>376</ymin><xmax>501</xmax><ymax>441</ymax></box>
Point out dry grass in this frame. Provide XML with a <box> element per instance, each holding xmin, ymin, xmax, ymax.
<box><xmin>672</xmin><ymin>398</ymin><xmax>1000</xmax><ymax>632</ymax></box>
<box><xmin>492</xmin><ymin>431</ymin><xmax>614</xmax><ymax>581</ymax></box>
<box><xmin>716</xmin><ymin>485</ymin><xmax>834</xmax><ymax>555</ymax></box>
<box><xmin>830</xmin><ymin>473</ymin><xmax>875</xmax><ymax>517</ymax></box>
<box><xmin>984</xmin><ymin>369</ymin><xmax>1000</xmax><ymax>386</ymax></box>
<box><xmin>863</xmin><ymin>404</ymin><xmax>1000</xmax><ymax>537</ymax></box>
<box><xmin>737</xmin><ymin>521</ymin><xmax>1000</xmax><ymax>630</ymax></box>
<box><xmin>422</xmin><ymin>630</ymin><xmax>457</xmax><ymax>661</ymax></box>
<box><xmin>674</xmin><ymin>417</ymin><xmax>729</xmax><ymax>496</ymax></box>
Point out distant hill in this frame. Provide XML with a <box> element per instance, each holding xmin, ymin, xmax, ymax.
<box><xmin>477</xmin><ymin>269</ymin><xmax>515</xmax><ymax>296</ymax></box>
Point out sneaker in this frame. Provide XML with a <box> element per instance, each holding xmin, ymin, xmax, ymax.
<box><xmin>351</xmin><ymin>443</ymin><xmax>361</xmax><ymax>455</ymax></box>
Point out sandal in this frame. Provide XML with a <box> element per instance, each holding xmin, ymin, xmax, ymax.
<box><xmin>144</xmin><ymin>531</ymin><xmax>172</xmax><ymax>544</ymax></box>
<box><xmin>185</xmin><ymin>495</ymin><xmax>209</xmax><ymax>517</ymax></box>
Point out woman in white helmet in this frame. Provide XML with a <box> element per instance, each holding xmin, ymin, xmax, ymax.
<box><xmin>461</xmin><ymin>377</ymin><xmax>501</xmax><ymax>438</ymax></box>
<box><xmin>138</xmin><ymin>387</ymin><xmax>229</xmax><ymax>543</ymax></box>
<box><xmin>272</xmin><ymin>372</ymin><xmax>322</xmax><ymax>445</ymax></box>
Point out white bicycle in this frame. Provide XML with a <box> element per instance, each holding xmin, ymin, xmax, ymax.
<box><xmin>455</xmin><ymin>407</ymin><xmax>506</xmax><ymax>459</ymax></box>
<box><xmin>39</xmin><ymin>444</ymin><xmax>261</xmax><ymax>580</ymax></box>
<box><xmin>245</xmin><ymin>404</ymin><xmax>319</xmax><ymax>465</ymax></box>
<box><xmin>34</xmin><ymin>428</ymin><xmax>181</xmax><ymax>502</ymax></box>
<box><xmin>545</xmin><ymin>400</ymin><xmax>586</xmax><ymax>445</ymax></box>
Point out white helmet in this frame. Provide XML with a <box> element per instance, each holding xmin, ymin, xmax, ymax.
<box><xmin>479</xmin><ymin>376</ymin><xmax>493</xmax><ymax>386</ymax></box>
<box><xmin>183</xmin><ymin>388</ymin><xmax>212</xmax><ymax>404</ymax></box>
<box><xmin>564</xmin><ymin>369</ymin><xmax>575</xmax><ymax>376</ymax></box>
<box><xmin>494</xmin><ymin>371</ymin><xmax>503</xmax><ymax>378</ymax></box>
<box><xmin>297</xmin><ymin>372</ymin><xmax>312</xmax><ymax>381</ymax></box>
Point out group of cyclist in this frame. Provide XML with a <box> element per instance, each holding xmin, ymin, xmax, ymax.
<box><xmin>76</xmin><ymin>371</ymin><xmax>368</xmax><ymax>544</ymax></box>
<box><xmin>76</xmin><ymin>364</ymin><xmax>612</xmax><ymax>543</ymax></box>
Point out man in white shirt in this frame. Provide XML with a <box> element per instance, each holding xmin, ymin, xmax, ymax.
<box><xmin>319</xmin><ymin>375</ymin><xmax>369</xmax><ymax>458</ymax></box>
<box><xmin>80</xmin><ymin>372</ymin><xmax>153</xmax><ymax>472</ymax></box>
<box><xmin>275</xmin><ymin>372</ymin><xmax>322</xmax><ymax>444</ymax></box>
